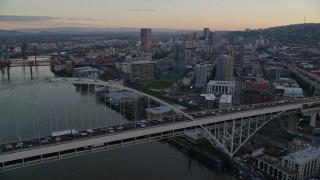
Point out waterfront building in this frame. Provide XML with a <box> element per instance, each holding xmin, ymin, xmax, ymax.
<box><xmin>255</xmin><ymin>154</ymin><xmax>297</xmax><ymax>180</ymax></box>
<box><xmin>184</xmin><ymin>130</ymin><xmax>205</xmax><ymax>144</ymax></box>
<box><xmin>74</xmin><ymin>66</ymin><xmax>99</xmax><ymax>79</ymax></box>
<box><xmin>283</xmin><ymin>148</ymin><xmax>320</xmax><ymax>180</ymax></box>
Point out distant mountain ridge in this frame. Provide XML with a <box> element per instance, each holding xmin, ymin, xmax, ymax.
<box><xmin>1</xmin><ymin>23</ymin><xmax>319</xmax><ymax>36</ymax></box>
<box><xmin>0</xmin><ymin>27</ymin><xmax>196</xmax><ymax>35</ymax></box>
<box><xmin>0</xmin><ymin>30</ymin><xmax>26</xmax><ymax>36</ymax></box>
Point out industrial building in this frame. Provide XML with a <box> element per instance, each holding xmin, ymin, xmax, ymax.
<box><xmin>74</xmin><ymin>66</ymin><xmax>99</xmax><ymax>79</ymax></box>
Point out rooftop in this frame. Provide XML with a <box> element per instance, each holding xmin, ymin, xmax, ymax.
<box><xmin>283</xmin><ymin>147</ymin><xmax>320</xmax><ymax>165</ymax></box>
<box><xmin>131</xmin><ymin>60</ymin><xmax>155</xmax><ymax>64</ymax></box>
<box><xmin>207</xmin><ymin>80</ymin><xmax>235</xmax><ymax>86</ymax></box>
<box><xmin>146</xmin><ymin>104</ymin><xmax>186</xmax><ymax>115</ymax></box>
<box><xmin>219</xmin><ymin>94</ymin><xmax>232</xmax><ymax>103</ymax></box>
<box><xmin>200</xmin><ymin>94</ymin><xmax>216</xmax><ymax>101</ymax></box>
<box><xmin>106</xmin><ymin>91</ymin><xmax>143</xmax><ymax>101</ymax></box>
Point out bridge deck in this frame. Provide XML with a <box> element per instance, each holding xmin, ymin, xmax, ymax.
<box><xmin>1</xmin><ymin>97</ymin><xmax>320</xmax><ymax>171</ymax></box>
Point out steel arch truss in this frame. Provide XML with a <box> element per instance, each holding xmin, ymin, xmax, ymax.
<box><xmin>200</xmin><ymin>110</ymin><xmax>286</xmax><ymax>157</ymax></box>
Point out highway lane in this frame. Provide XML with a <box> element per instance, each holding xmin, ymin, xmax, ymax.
<box><xmin>1</xmin><ymin>97</ymin><xmax>320</xmax><ymax>154</ymax></box>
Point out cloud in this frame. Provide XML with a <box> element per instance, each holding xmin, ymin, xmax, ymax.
<box><xmin>68</xmin><ymin>17</ymin><xmax>95</xmax><ymax>21</ymax></box>
<box><xmin>0</xmin><ymin>15</ymin><xmax>61</xmax><ymax>22</ymax></box>
<box><xmin>137</xmin><ymin>0</ymin><xmax>173</xmax><ymax>2</ymax></box>
<box><xmin>0</xmin><ymin>15</ymin><xmax>100</xmax><ymax>22</ymax></box>
<box><xmin>127</xmin><ymin>9</ymin><xmax>157</xmax><ymax>12</ymax></box>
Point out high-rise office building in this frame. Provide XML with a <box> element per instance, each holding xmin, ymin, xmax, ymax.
<box><xmin>208</xmin><ymin>32</ymin><xmax>216</xmax><ymax>45</ymax></box>
<box><xmin>216</xmin><ymin>55</ymin><xmax>234</xmax><ymax>81</ymax></box>
<box><xmin>195</xmin><ymin>63</ymin><xmax>208</xmax><ymax>87</ymax></box>
<box><xmin>208</xmin><ymin>32</ymin><xmax>214</xmax><ymax>45</ymax></box>
<box><xmin>192</xmin><ymin>32</ymin><xmax>198</xmax><ymax>41</ymax></box>
<box><xmin>203</xmin><ymin>28</ymin><xmax>210</xmax><ymax>40</ymax></box>
<box><xmin>172</xmin><ymin>44</ymin><xmax>186</xmax><ymax>75</ymax></box>
<box><xmin>141</xmin><ymin>28</ymin><xmax>152</xmax><ymax>53</ymax></box>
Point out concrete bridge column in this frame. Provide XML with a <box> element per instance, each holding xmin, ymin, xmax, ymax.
<box><xmin>287</xmin><ymin>114</ymin><xmax>298</xmax><ymax>135</ymax></box>
<box><xmin>314</xmin><ymin>89</ymin><xmax>320</xmax><ymax>96</ymax></box>
<box><xmin>6</xmin><ymin>67</ymin><xmax>10</xmax><ymax>82</ymax></box>
<box><xmin>310</xmin><ymin>109</ymin><xmax>318</xmax><ymax>127</ymax></box>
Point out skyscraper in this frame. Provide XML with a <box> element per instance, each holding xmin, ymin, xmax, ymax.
<box><xmin>216</xmin><ymin>55</ymin><xmax>234</xmax><ymax>81</ymax></box>
<box><xmin>208</xmin><ymin>32</ymin><xmax>216</xmax><ymax>45</ymax></box>
<box><xmin>203</xmin><ymin>28</ymin><xmax>210</xmax><ymax>40</ymax></box>
<box><xmin>192</xmin><ymin>32</ymin><xmax>198</xmax><ymax>41</ymax></box>
<box><xmin>172</xmin><ymin>44</ymin><xmax>186</xmax><ymax>76</ymax></box>
<box><xmin>141</xmin><ymin>28</ymin><xmax>152</xmax><ymax>53</ymax></box>
<box><xmin>195</xmin><ymin>63</ymin><xmax>208</xmax><ymax>87</ymax></box>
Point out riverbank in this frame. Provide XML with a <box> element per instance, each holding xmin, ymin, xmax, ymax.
<box><xmin>163</xmin><ymin>137</ymin><xmax>238</xmax><ymax>179</ymax></box>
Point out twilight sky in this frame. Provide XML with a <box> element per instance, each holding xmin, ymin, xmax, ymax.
<box><xmin>0</xmin><ymin>0</ymin><xmax>319</xmax><ymax>30</ymax></box>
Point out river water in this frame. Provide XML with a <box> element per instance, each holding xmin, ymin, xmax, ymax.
<box><xmin>0</xmin><ymin>66</ymin><xmax>235</xmax><ymax>180</ymax></box>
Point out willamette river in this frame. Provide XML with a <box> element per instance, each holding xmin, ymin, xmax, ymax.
<box><xmin>0</xmin><ymin>65</ymin><xmax>235</xmax><ymax>180</ymax></box>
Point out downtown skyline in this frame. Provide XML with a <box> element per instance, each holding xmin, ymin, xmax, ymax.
<box><xmin>0</xmin><ymin>0</ymin><xmax>320</xmax><ymax>31</ymax></box>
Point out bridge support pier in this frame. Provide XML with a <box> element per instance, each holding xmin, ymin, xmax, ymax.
<box><xmin>287</xmin><ymin>114</ymin><xmax>298</xmax><ymax>134</ymax></box>
<box><xmin>30</xmin><ymin>65</ymin><xmax>33</xmax><ymax>80</ymax></box>
<box><xmin>6</xmin><ymin>67</ymin><xmax>10</xmax><ymax>82</ymax></box>
<box><xmin>310</xmin><ymin>109</ymin><xmax>319</xmax><ymax>127</ymax></box>
<box><xmin>314</xmin><ymin>89</ymin><xmax>320</xmax><ymax>96</ymax></box>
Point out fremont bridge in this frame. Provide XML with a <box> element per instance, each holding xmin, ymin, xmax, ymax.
<box><xmin>0</xmin><ymin>77</ymin><xmax>320</xmax><ymax>172</ymax></box>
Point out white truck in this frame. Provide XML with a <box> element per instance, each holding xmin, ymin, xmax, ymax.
<box><xmin>51</xmin><ymin>129</ymin><xmax>78</xmax><ymax>137</ymax></box>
